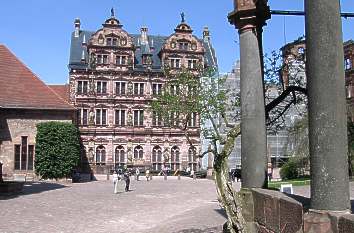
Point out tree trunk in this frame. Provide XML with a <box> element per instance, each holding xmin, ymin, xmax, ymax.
<box><xmin>213</xmin><ymin>125</ymin><xmax>247</xmax><ymax>233</ymax></box>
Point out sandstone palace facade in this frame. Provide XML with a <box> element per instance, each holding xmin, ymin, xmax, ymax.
<box><xmin>68</xmin><ymin>12</ymin><xmax>217</xmax><ymax>174</ymax></box>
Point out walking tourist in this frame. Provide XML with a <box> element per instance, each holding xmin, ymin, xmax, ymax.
<box><xmin>124</xmin><ymin>170</ymin><xmax>131</xmax><ymax>192</ymax></box>
<box><xmin>113</xmin><ymin>171</ymin><xmax>119</xmax><ymax>194</ymax></box>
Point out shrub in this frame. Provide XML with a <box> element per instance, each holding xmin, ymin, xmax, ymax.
<box><xmin>280</xmin><ymin>158</ymin><xmax>300</xmax><ymax>180</ymax></box>
<box><xmin>35</xmin><ymin>122</ymin><xmax>81</xmax><ymax>180</ymax></box>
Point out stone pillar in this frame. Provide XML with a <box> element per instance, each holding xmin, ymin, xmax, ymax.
<box><xmin>305</xmin><ymin>0</ymin><xmax>350</xmax><ymax>211</ymax></box>
<box><xmin>207</xmin><ymin>144</ymin><xmax>214</xmax><ymax>177</ymax></box>
<box><xmin>0</xmin><ymin>162</ymin><xmax>3</xmax><ymax>182</ymax></box>
<box><xmin>228</xmin><ymin>0</ymin><xmax>270</xmax><ymax>188</ymax></box>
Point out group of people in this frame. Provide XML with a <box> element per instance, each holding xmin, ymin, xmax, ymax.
<box><xmin>112</xmin><ymin>169</ymin><xmax>131</xmax><ymax>194</ymax></box>
<box><xmin>112</xmin><ymin>168</ymin><xmax>151</xmax><ymax>194</ymax></box>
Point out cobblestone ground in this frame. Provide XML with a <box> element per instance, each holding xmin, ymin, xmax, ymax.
<box><xmin>0</xmin><ymin>177</ymin><xmax>225</xmax><ymax>233</ymax></box>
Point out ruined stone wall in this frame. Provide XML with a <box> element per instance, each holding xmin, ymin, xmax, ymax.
<box><xmin>0</xmin><ymin>109</ymin><xmax>73</xmax><ymax>177</ymax></box>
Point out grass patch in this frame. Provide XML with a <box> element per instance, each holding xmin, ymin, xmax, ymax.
<box><xmin>268</xmin><ymin>178</ymin><xmax>311</xmax><ymax>189</ymax></box>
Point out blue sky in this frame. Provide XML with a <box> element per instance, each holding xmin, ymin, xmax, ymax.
<box><xmin>1</xmin><ymin>0</ymin><xmax>353</xmax><ymax>84</ymax></box>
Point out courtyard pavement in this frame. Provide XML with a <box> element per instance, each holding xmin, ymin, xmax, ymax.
<box><xmin>0</xmin><ymin>177</ymin><xmax>225</xmax><ymax>233</ymax></box>
<box><xmin>3</xmin><ymin>177</ymin><xmax>354</xmax><ymax>233</ymax></box>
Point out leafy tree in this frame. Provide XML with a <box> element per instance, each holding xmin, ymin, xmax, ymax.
<box><xmin>152</xmin><ymin>46</ymin><xmax>309</xmax><ymax>232</ymax></box>
<box><xmin>35</xmin><ymin>122</ymin><xmax>81</xmax><ymax>180</ymax></box>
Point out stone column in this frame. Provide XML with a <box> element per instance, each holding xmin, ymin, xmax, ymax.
<box><xmin>0</xmin><ymin>162</ymin><xmax>3</xmax><ymax>182</ymax></box>
<box><xmin>228</xmin><ymin>0</ymin><xmax>270</xmax><ymax>188</ymax></box>
<box><xmin>305</xmin><ymin>0</ymin><xmax>350</xmax><ymax>211</ymax></box>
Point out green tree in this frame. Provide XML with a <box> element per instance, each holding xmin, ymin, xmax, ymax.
<box><xmin>35</xmin><ymin>122</ymin><xmax>81</xmax><ymax>180</ymax></box>
<box><xmin>152</xmin><ymin>49</ymin><xmax>308</xmax><ymax>232</ymax></box>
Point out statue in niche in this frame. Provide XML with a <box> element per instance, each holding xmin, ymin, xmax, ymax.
<box><xmin>89</xmin><ymin>110</ymin><xmax>95</xmax><ymax>125</ymax></box>
<box><xmin>127</xmin><ymin>81</ymin><xmax>133</xmax><ymax>96</ymax></box>
<box><xmin>163</xmin><ymin>148</ymin><xmax>170</xmax><ymax>163</ymax></box>
<box><xmin>127</xmin><ymin>148</ymin><xmax>133</xmax><ymax>163</ymax></box>
<box><xmin>88</xmin><ymin>148</ymin><xmax>94</xmax><ymax>163</ymax></box>
<box><xmin>127</xmin><ymin>109</ymin><xmax>133</xmax><ymax>126</ymax></box>
<box><xmin>89</xmin><ymin>79</ymin><xmax>95</xmax><ymax>95</ymax></box>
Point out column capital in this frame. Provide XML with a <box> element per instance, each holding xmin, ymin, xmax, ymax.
<box><xmin>228</xmin><ymin>0</ymin><xmax>271</xmax><ymax>32</ymax></box>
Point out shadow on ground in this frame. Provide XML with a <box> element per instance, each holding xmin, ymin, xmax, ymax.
<box><xmin>0</xmin><ymin>182</ymin><xmax>67</xmax><ymax>200</ymax></box>
<box><xmin>173</xmin><ymin>226</ymin><xmax>222</xmax><ymax>233</ymax></box>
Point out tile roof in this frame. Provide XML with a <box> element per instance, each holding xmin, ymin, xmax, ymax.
<box><xmin>0</xmin><ymin>45</ymin><xmax>73</xmax><ymax>110</ymax></box>
<box><xmin>48</xmin><ymin>84</ymin><xmax>70</xmax><ymax>103</ymax></box>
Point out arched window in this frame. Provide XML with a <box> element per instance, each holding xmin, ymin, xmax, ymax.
<box><xmin>96</xmin><ymin>145</ymin><xmax>106</xmax><ymax>164</ymax></box>
<box><xmin>171</xmin><ymin>146</ymin><xmax>180</xmax><ymax>171</ymax></box>
<box><xmin>188</xmin><ymin>146</ymin><xmax>197</xmax><ymax>171</ymax></box>
<box><xmin>134</xmin><ymin>145</ymin><xmax>144</xmax><ymax>159</ymax></box>
<box><xmin>115</xmin><ymin>145</ymin><xmax>125</xmax><ymax>169</ymax></box>
<box><xmin>152</xmin><ymin>146</ymin><xmax>162</xmax><ymax>171</ymax></box>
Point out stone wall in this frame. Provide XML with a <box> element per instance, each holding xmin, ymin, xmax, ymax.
<box><xmin>0</xmin><ymin>109</ymin><xmax>73</xmax><ymax>178</ymax></box>
<box><xmin>241</xmin><ymin>188</ymin><xmax>354</xmax><ymax>233</ymax></box>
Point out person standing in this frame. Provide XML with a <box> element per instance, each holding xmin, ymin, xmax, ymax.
<box><xmin>124</xmin><ymin>170</ymin><xmax>130</xmax><ymax>192</ymax></box>
<box><xmin>113</xmin><ymin>171</ymin><xmax>119</xmax><ymax>194</ymax></box>
<box><xmin>135</xmin><ymin>168</ymin><xmax>140</xmax><ymax>181</ymax></box>
<box><xmin>145</xmin><ymin>168</ymin><xmax>150</xmax><ymax>181</ymax></box>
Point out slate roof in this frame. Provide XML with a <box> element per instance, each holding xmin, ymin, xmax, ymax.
<box><xmin>0</xmin><ymin>45</ymin><xmax>73</xmax><ymax>110</ymax></box>
<box><xmin>68</xmin><ymin>29</ymin><xmax>217</xmax><ymax>72</ymax></box>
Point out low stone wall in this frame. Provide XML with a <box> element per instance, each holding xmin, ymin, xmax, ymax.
<box><xmin>241</xmin><ymin>188</ymin><xmax>354</xmax><ymax>233</ymax></box>
<box><xmin>250</xmin><ymin>188</ymin><xmax>303</xmax><ymax>233</ymax></box>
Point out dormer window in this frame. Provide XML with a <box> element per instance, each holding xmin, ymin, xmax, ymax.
<box><xmin>179</xmin><ymin>42</ymin><xmax>189</xmax><ymax>50</ymax></box>
<box><xmin>116</xmin><ymin>56</ymin><xmax>127</xmax><ymax>65</ymax></box>
<box><xmin>170</xmin><ymin>58</ymin><xmax>181</xmax><ymax>68</ymax></box>
<box><xmin>97</xmin><ymin>54</ymin><xmax>109</xmax><ymax>64</ymax></box>
<box><xmin>98</xmin><ymin>35</ymin><xmax>104</xmax><ymax>44</ymax></box>
<box><xmin>106</xmin><ymin>37</ymin><xmax>118</xmax><ymax>46</ymax></box>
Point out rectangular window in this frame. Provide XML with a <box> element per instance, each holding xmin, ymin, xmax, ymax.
<box><xmin>188</xmin><ymin>59</ymin><xmax>197</xmax><ymax>69</ymax></box>
<box><xmin>21</xmin><ymin>136</ymin><xmax>27</xmax><ymax>170</ymax></box>
<box><xmin>102</xmin><ymin>109</ymin><xmax>107</xmax><ymax>125</ymax></box>
<box><xmin>112</xmin><ymin>38</ymin><xmax>118</xmax><ymax>46</ymax></box>
<box><xmin>345</xmin><ymin>58</ymin><xmax>352</xmax><ymax>70</ymax></box>
<box><xmin>133</xmin><ymin>83</ymin><xmax>144</xmax><ymax>96</ymax></box>
<box><xmin>107</xmin><ymin>38</ymin><xmax>112</xmax><ymax>46</ymax></box>
<box><xmin>170</xmin><ymin>59</ymin><xmax>181</xmax><ymax>68</ymax></box>
<box><xmin>96</xmin><ymin>109</ymin><xmax>101</xmax><ymax>125</ymax></box>
<box><xmin>115</xmin><ymin>82</ymin><xmax>126</xmax><ymax>95</ymax></box>
<box><xmin>134</xmin><ymin>110</ymin><xmax>144</xmax><ymax>126</ymax></box>
<box><xmin>115</xmin><ymin>110</ymin><xmax>126</xmax><ymax>126</ymax></box>
<box><xmin>77</xmin><ymin>81</ymin><xmax>88</xmax><ymax>94</ymax></box>
<box><xmin>77</xmin><ymin>109</ymin><xmax>82</xmax><ymax>125</ymax></box>
<box><xmin>14</xmin><ymin>145</ymin><xmax>21</xmax><ymax>170</ymax></box>
<box><xmin>82</xmin><ymin>109</ymin><xmax>88</xmax><ymax>125</ymax></box>
<box><xmin>28</xmin><ymin>145</ymin><xmax>34</xmax><ymax>171</ymax></box>
<box><xmin>170</xmin><ymin>85</ymin><xmax>179</xmax><ymax>96</ymax></box>
<box><xmin>152</xmin><ymin>111</ymin><xmax>163</xmax><ymax>126</ymax></box>
<box><xmin>96</xmin><ymin>109</ymin><xmax>107</xmax><ymax>125</ymax></box>
<box><xmin>97</xmin><ymin>55</ymin><xmax>109</xmax><ymax>64</ymax></box>
<box><xmin>116</xmin><ymin>56</ymin><xmax>127</xmax><ymax>65</ymax></box>
<box><xmin>97</xmin><ymin>81</ymin><xmax>107</xmax><ymax>94</ymax></box>
<box><xmin>188</xmin><ymin>112</ymin><xmax>198</xmax><ymax>127</ymax></box>
<box><xmin>152</xmin><ymin>83</ymin><xmax>163</xmax><ymax>96</ymax></box>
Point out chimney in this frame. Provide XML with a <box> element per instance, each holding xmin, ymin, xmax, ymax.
<box><xmin>140</xmin><ymin>27</ymin><xmax>148</xmax><ymax>45</ymax></box>
<box><xmin>74</xmin><ymin>18</ymin><xmax>81</xmax><ymax>38</ymax></box>
<box><xmin>203</xmin><ymin>26</ymin><xmax>210</xmax><ymax>42</ymax></box>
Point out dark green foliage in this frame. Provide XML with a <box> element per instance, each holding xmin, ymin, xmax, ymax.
<box><xmin>35</xmin><ymin>122</ymin><xmax>80</xmax><ymax>179</ymax></box>
<box><xmin>280</xmin><ymin>156</ymin><xmax>309</xmax><ymax>180</ymax></box>
<box><xmin>280</xmin><ymin>158</ymin><xmax>299</xmax><ymax>180</ymax></box>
